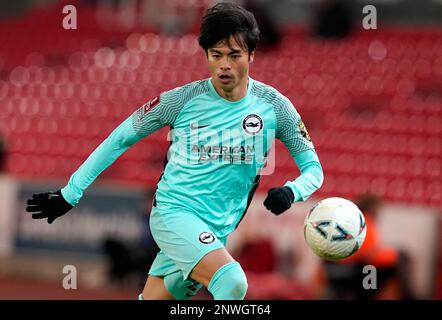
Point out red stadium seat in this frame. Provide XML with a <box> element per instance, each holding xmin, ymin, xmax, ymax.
<box><xmin>1</xmin><ymin>26</ymin><xmax>440</xmax><ymax>206</ymax></box>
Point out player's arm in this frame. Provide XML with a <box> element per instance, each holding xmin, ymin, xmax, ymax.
<box><xmin>264</xmin><ymin>97</ymin><xmax>324</xmax><ymax>215</ymax></box>
<box><xmin>26</xmin><ymin>92</ymin><xmax>178</xmax><ymax>223</ymax></box>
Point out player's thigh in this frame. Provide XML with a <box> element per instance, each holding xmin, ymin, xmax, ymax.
<box><xmin>150</xmin><ymin>207</ymin><xmax>226</xmax><ymax>281</ymax></box>
<box><xmin>149</xmin><ymin>250</ymin><xmax>203</xmax><ymax>299</ymax></box>
<box><xmin>189</xmin><ymin>247</ymin><xmax>235</xmax><ymax>288</ymax></box>
<box><xmin>142</xmin><ymin>275</ymin><xmax>175</xmax><ymax>300</ymax></box>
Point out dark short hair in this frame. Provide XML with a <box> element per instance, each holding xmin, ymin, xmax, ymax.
<box><xmin>198</xmin><ymin>2</ymin><xmax>260</xmax><ymax>54</ymax></box>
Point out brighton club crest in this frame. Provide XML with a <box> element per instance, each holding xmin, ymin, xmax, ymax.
<box><xmin>242</xmin><ymin>114</ymin><xmax>263</xmax><ymax>135</ymax></box>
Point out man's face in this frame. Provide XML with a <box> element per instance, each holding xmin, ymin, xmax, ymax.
<box><xmin>207</xmin><ymin>36</ymin><xmax>254</xmax><ymax>93</ymax></box>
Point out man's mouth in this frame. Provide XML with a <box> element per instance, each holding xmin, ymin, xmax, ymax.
<box><xmin>218</xmin><ymin>74</ymin><xmax>233</xmax><ymax>84</ymax></box>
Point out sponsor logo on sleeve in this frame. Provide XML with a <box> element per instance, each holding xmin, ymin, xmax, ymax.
<box><xmin>299</xmin><ymin>120</ymin><xmax>312</xmax><ymax>141</ymax></box>
<box><xmin>137</xmin><ymin>96</ymin><xmax>160</xmax><ymax>121</ymax></box>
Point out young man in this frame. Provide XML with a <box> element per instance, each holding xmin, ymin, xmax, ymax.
<box><xmin>26</xmin><ymin>3</ymin><xmax>323</xmax><ymax>300</ymax></box>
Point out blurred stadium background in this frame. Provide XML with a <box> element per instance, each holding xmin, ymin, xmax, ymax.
<box><xmin>0</xmin><ymin>0</ymin><xmax>440</xmax><ymax>300</ymax></box>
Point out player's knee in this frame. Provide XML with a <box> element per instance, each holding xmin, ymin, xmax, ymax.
<box><xmin>229</xmin><ymin>271</ymin><xmax>248</xmax><ymax>299</ymax></box>
<box><xmin>164</xmin><ymin>271</ymin><xmax>202</xmax><ymax>300</ymax></box>
<box><xmin>208</xmin><ymin>261</ymin><xmax>248</xmax><ymax>300</ymax></box>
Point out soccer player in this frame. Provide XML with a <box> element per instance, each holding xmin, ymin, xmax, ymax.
<box><xmin>26</xmin><ymin>3</ymin><xmax>324</xmax><ymax>300</ymax></box>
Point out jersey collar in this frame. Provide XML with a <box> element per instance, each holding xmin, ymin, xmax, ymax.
<box><xmin>208</xmin><ymin>77</ymin><xmax>254</xmax><ymax>106</ymax></box>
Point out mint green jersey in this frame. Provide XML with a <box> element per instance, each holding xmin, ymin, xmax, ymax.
<box><xmin>62</xmin><ymin>77</ymin><xmax>323</xmax><ymax>238</ymax></box>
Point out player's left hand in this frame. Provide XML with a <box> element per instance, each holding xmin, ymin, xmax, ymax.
<box><xmin>263</xmin><ymin>187</ymin><xmax>294</xmax><ymax>215</ymax></box>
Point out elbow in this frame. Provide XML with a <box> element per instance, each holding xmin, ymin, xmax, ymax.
<box><xmin>110</xmin><ymin>129</ymin><xmax>137</xmax><ymax>148</ymax></box>
<box><xmin>306</xmin><ymin>160</ymin><xmax>324</xmax><ymax>191</ymax></box>
<box><xmin>120</xmin><ymin>136</ymin><xmax>134</xmax><ymax>147</ymax></box>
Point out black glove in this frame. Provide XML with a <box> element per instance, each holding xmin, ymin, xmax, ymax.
<box><xmin>26</xmin><ymin>190</ymin><xmax>73</xmax><ymax>224</ymax></box>
<box><xmin>263</xmin><ymin>186</ymin><xmax>295</xmax><ymax>215</ymax></box>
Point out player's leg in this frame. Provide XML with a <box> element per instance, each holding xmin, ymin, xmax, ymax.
<box><xmin>142</xmin><ymin>249</ymin><xmax>247</xmax><ymax>300</ymax></box>
<box><xmin>141</xmin><ymin>275</ymin><xmax>175</xmax><ymax>300</ymax></box>
<box><xmin>190</xmin><ymin>248</ymin><xmax>248</xmax><ymax>300</ymax></box>
<box><xmin>150</xmin><ymin>207</ymin><xmax>247</xmax><ymax>300</ymax></box>
<box><xmin>143</xmin><ymin>250</ymin><xmax>204</xmax><ymax>300</ymax></box>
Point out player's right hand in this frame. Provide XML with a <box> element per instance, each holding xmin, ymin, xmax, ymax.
<box><xmin>26</xmin><ymin>190</ymin><xmax>73</xmax><ymax>224</ymax></box>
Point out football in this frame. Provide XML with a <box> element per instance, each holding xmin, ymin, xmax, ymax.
<box><xmin>304</xmin><ymin>197</ymin><xmax>367</xmax><ymax>260</ymax></box>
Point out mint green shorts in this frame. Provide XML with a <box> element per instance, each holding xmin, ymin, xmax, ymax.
<box><xmin>148</xmin><ymin>205</ymin><xmax>227</xmax><ymax>297</ymax></box>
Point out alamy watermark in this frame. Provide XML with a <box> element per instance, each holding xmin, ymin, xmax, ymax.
<box><xmin>62</xmin><ymin>265</ymin><xmax>77</xmax><ymax>290</ymax></box>
<box><xmin>362</xmin><ymin>5</ymin><xmax>377</xmax><ymax>30</ymax></box>
<box><xmin>62</xmin><ymin>5</ymin><xmax>77</xmax><ymax>30</ymax></box>
<box><xmin>362</xmin><ymin>265</ymin><xmax>377</xmax><ymax>290</ymax></box>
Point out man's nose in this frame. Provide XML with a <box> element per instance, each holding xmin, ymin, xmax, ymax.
<box><xmin>220</xmin><ymin>57</ymin><xmax>231</xmax><ymax>70</ymax></box>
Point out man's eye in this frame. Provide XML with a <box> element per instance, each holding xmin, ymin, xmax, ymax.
<box><xmin>232</xmin><ymin>55</ymin><xmax>241</xmax><ymax>59</ymax></box>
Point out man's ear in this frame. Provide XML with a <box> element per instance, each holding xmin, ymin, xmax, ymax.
<box><xmin>249</xmin><ymin>50</ymin><xmax>255</xmax><ymax>63</ymax></box>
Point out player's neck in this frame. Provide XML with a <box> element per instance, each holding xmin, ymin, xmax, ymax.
<box><xmin>213</xmin><ymin>78</ymin><xmax>249</xmax><ymax>102</ymax></box>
